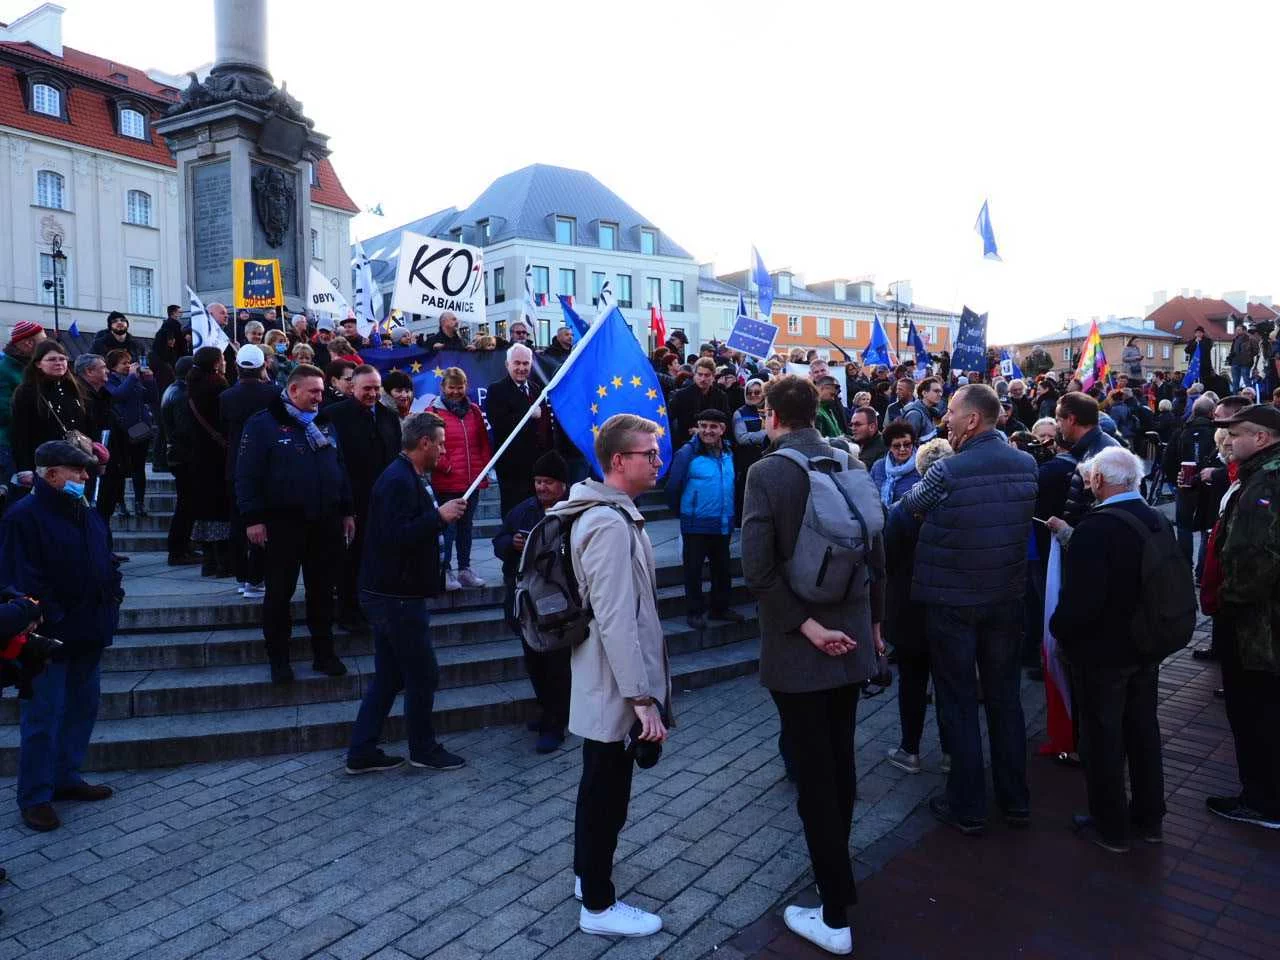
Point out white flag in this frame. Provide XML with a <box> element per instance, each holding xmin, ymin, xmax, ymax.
<box><xmin>187</xmin><ymin>286</ymin><xmax>229</xmax><ymax>352</ymax></box>
<box><xmin>594</xmin><ymin>278</ymin><xmax>613</xmax><ymax>322</ymax></box>
<box><xmin>351</xmin><ymin>241</ymin><xmax>382</xmax><ymax>339</ymax></box>
<box><xmin>523</xmin><ymin>260</ymin><xmax>540</xmax><ymax>329</ymax></box>
<box><xmin>308</xmin><ymin>265</ymin><xmax>351</xmax><ymax>319</ymax></box>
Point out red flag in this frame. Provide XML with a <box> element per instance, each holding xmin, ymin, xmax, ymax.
<box><xmin>650</xmin><ymin>303</ymin><xmax>667</xmax><ymax>347</ymax></box>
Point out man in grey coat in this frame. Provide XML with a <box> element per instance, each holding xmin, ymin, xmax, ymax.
<box><xmin>742</xmin><ymin>375</ymin><xmax>885</xmax><ymax>956</ymax></box>
<box><xmin>545</xmin><ymin>413</ymin><xmax>670</xmax><ymax>939</ymax></box>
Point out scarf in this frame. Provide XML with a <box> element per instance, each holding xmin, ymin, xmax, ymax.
<box><xmin>879</xmin><ymin>453</ymin><xmax>917</xmax><ymax>506</ymax></box>
<box><xmin>442</xmin><ymin>395</ymin><xmax>471</xmax><ymax>418</ymax></box>
<box><xmin>280</xmin><ymin>390</ymin><xmax>330</xmax><ymax>450</ymax></box>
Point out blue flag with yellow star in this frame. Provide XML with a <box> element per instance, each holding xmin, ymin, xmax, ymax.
<box><xmin>363</xmin><ymin>346</ymin><xmax>511</xmax><ymax>410</ymax></box>
<box><xmin>546</xmin><ymin>306</ymin><xmax>671</xmax><ymax>479</ymax></box>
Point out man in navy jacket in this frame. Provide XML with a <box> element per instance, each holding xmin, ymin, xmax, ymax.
<box><xmin>0</xmin><ymin>441</ymin><xmax>122</xmax><ymax>832</ymax></box>
<box><xmin>346</xmin><ymin>412</ymin><xmax>468</xmax><ymax>774</ymax></box>
<box><xmin>666</xmin><ymin>408</ymin><xmax>741</xmax><ymax>630</ymax></box>
<box><xmin>235</xmin><ymin>365</ymin><xmax>354</xmax><ymax>685</ymax></box>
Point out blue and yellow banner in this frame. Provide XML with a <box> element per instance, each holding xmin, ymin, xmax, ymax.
<box><xmin>233</xmin><ymin>259</ymin><xmax>283</xmax><ymax>309</ymax></box>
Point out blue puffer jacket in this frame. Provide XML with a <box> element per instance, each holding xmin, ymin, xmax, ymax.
<box><xmin>105</xmin><ymin>371</ymin><xmax>157</xmax><ymax>433</ymax></box>
<box><xmin>911</xmin><ymin>430</ymin><xmax>1038</xmax><ymax>606</ymax></box>
<box><xmin>0</xmin><ymin>478</ymin><xmax>121</xmax><ymax>657</ymax></box>
<box><xmin>234</xmin><ymin>396</ymin><xmax>353</xmax><ymax>525</ymax></box>
<box><xmin>666</xmin><ymin>437</ymin><xmax>735</xmax><ymax>535</ymax></box>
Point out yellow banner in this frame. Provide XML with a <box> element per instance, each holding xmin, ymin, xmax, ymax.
<box><xmin>233</xmin><ymin>259</ymin><xmax>283</xmax><ymax>309</ymax></box>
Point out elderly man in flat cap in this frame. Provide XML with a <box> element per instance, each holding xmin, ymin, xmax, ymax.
<box><xmin>0</xmin><ymin>440</ymin><xmax>122</xmax><ymax>832</ymax></box>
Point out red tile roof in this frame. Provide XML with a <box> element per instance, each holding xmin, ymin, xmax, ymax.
<box><xmin>1146</xmin><ymin>296</ymin><xmax>1274</xmax><ymax>341</ymax></box>
<box><xmin>0</xmin><ymin>41</ymin><xmax>359</xmax><ymax>212</ymax></box>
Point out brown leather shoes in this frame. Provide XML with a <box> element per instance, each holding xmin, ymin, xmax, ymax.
<box><xmin>52</xmin><ymin>782</ymin><xmax>113</xmax><ymax>802</ymax></box>
<box><xmin>21</xmin><ymin>803</ymin><xmax>60</xmax><ymax>832</ymax></box>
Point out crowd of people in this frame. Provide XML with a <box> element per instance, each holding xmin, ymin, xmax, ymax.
<box><xmin>0</xmin><ymin>307</ymin><xmax>1276</xmax><ymax>952</ymax></box>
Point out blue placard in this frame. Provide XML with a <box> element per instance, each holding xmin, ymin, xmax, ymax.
<box><xmin>725</xmin><ymin>315</ymin><xmax>779</xmax><ymax>360</ymax></box>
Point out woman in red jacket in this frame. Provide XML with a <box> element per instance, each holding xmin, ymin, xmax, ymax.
<box><xmin>429</xmin><ymin>367</ymin><xmax>493</xmax><ymax>591</ymax></box>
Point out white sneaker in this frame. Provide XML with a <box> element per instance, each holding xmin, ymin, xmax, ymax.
<box><xmin>241</xmin><ymin>583</ymin><xmax>265</xmax><ymax>599</ymax></box>
<box><xmin>236</xmin><ymin>582</ymin><xmax>249</xmax><ymax>594</ymax></box>
<box><xmin>941</xmin><ymin>753</ymin><xmax>952</xmax><ymax>775</ymax></box>
<box><xmin>579</xmin><ymin>901</ymin><xmax>662</xmax><ymax>937</ymax></box>
<box><xmin>574</xmin><ymin>876</ymin><xmax>582</xmax><ymax>901</ymax></box>
<box><xmin>457</xmin><ymin>568</ymin><xmax>486</xmax><ymax>588</ymax></box>
<box><xmin>783</xmin><ymin>905</ymin><xmax>852</xmax><ymax>955</ymax></box>
<box><xmin>444</xmin><ymin>571</ymin><xmax>462</xmax><ymax>592</ymax></box>
<box><xmin>886</xmin><ymin>748</ymin><xmax>921</xmax><ymax>774</ymax></box>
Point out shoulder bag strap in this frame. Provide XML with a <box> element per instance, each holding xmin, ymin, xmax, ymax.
<box><xmin>187</xmin><ymin>397</ymin><xmax>228</xmax><ymax>450</ymax></box>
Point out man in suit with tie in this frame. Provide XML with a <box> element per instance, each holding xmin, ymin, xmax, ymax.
<box><xmin>487</xmin><ymin>344</ymin><xmax>557</xmax><ymax>517</ymax></box>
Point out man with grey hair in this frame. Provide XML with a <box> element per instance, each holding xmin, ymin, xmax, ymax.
<box><xmin>1050</xmin><ymin>445</ymin><xmax>1178</xmax><ymax>852</ymax></box>
<box><xmin>423</xmin><ymin>310</ymin><xmax>465</xmax><ymax>353</ymax></box>
<box><xmin>71</xmin><ymin>354</ymin><xmax>111</xmax><ymax>510</ymax></box>
<box><xmin>486</xmin><ymin>343</ymin><xmax>556</xmax><ymax>515</ymax></box>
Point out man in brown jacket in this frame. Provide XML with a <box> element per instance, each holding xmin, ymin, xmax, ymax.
<box><xmin>545</xmin><ymin>413</ymin><xmax>670</xmax><ymax>938</ymax></box>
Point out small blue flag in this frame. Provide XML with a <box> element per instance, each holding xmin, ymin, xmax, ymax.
<box><xmin>751</xmin><ymin>246</ymin><xmax>774</xmax><ymax>319</ymax></box>
<box><xmin>547</xmin><ymin>306</ymin><xmax>672</xmax><ymax>479</ymax></box>
<box><xmin>975</xmin><ymin>199</ymin><xmax>1001</xmax><ymax>261</ymax></box>
<box><xmin>999</xmin><ymin>347</ymin><xmax>1023</xmax><ymax>379</ymax></box>
<box><xmin>1182</xmin><ymin>350</ymin><xmax>1201</xmax><ymax>390</ymax></box>
<box><xmin>736</xmin><ymin>290</ymin><xmax>748</xmax><ymax>320</ymax></box>
<box><xmin>951</xmin><ymin>307</ymin><xmax>989</xmax><ymax>373</ymax></box>
<box><xmin>559</xmin><ymin>295</ymin><xmax>588</xmax><ymax>339</ymax></box>
<box><xmin>861</xmin><ymin>314</ymin><xmax>895</xmax><ymax>368</ymax></box>
<box><xmin>68</xmin><ymin>320</ymin><xmax>80</xmax><ymax>339</ymax></box>
<box><xmin>906</xmin><ymin>320</ymin><xmax>930</xmax><ymax>377</ymax></box>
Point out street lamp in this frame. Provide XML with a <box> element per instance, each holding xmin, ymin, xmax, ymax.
<box><xmin>1063</xmin><ymin>317</ymin><xmax>1077</xmax><ymax>373</ymax></box>
<box><xmin>887</xmin><ymin>279</ymin><xmax>911</xmax><ymax>358</ymax></box>
<box><xmin>42</xmin><ymin>234</ymin><xmax>67</xmax><ymax>339</ymax></box>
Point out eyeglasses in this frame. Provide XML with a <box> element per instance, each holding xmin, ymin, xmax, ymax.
<box><xmin>619</xmin><ymin>450</ymin><xmax>661</xmax><ymax>464</ymax></box>
<box><xmin>890</xmin><ymin>441</ymin><xmax>914</xmax><ymax>450</ymax></box>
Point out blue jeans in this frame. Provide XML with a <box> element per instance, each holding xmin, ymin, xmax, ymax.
<box><xmin>347</xmin><ymin>593</ymin><xmax>439</xmax><ymax>763</ymax></box>
<box><xmin>1231</xmin><ymin>364</ymin><xmax>1252</xmax><ymax>393</ymax></box>
<box><xmin>927</xmin><ymin>602</ymin><xmax>1029</xmax><ymax>821</ymax></box>
<box><xmin>18</xmin><ymin>652</ymin><xmax>103</xmax><ymax>810</ymax></box>
<box><xmin>440</xmin><ymin>492</ymin><xmax>478</xmax><ymax>571</ymax></box>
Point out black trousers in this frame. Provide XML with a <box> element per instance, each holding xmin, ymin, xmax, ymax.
<box><xmin>166</xmin><ymin>465</ymin><xmax>196</xmax><ymax>557</ymax></box>
<box><xmin>506</xmin><ymin>575</ymin><xmax>572</xmax><ymax>733</ymax></box>
<box><xmin>95</xmin><ymin>458</ymin><xmax>125</xmax><ymax>521</ymax></box>
<box><xmin>1219</xmin><ymin>617</ymin><xmax>1280</xmax><ymax>817</ymax></box>
<box><xmin>336</xmin><ymin>511</ymin><xmax>367</xmax><ymax>617</ymax></box>
<box><xmin>230</xmin><ymin>505</ymin><xmax>264</xmax><ymax>585</ymax></box>
<box><xmin>771</xmin><ymin>684</ymin><xmax>860</xmax><ymax>929</ymax></box>
<box><xmin>896</xmin><ymin>648</ymin><xmax>937</xmax><ymax>756</ymax></box>
<box><xmin>1072</xmin><ymin>662</ymin><xmax>1166</xmax><ymax>845</ymax></box>
<box><xmin>262</xmin><ymin>513</ymin><xmax>340</xmax><ymax>666</ymax></box>
<box><xmin>681</xmin><ymin>533</ymin><xmax>731</xmax><ymax>616</ymax></box>
<box><xmin>574</xmin><ymin>738</ymin><xmax>634</xmax><ymax>911</ymax></box>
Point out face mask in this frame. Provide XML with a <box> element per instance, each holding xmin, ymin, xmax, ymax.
<box><xmin>62</xmin><ymin>480</ymin><xmax>86</xmax><ymax>499</ymax></box>
<box><xmin>275</xmin><ymin>343</ymin><xmax>287</xmax><ymax>354</ymax></box>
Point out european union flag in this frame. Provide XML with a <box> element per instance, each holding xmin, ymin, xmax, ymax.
<box><xmin>68</xmin><ymin>320</ymin><xmax>81</xmax><ymax>340</ymax></box>
<box><xmin>951</xmin><ymin>307</ymin><xmax>989</xmax><ymax>374</ymax></box>
<box><xmin>975</xmin><ymin>199</ymin><xmax>1001</xmax><ymax>261</ymax></box>
<box><xmin>861</xmin><ymin>314</ymin><xmax>895</xmax><ymax>368</ymax></box>
<box><xmin>751</xmin><ymin>246</ymin><xmax>774</xmax><ymax>319</ymax></box>
<box><xmin>1182</xmin><ymin>350</ymin><xmax>1201</xmax><ymax>390</ymax></box>
<box><xmin>547</xmin><ymin>306</ymin><xmax>672</xmax><ymax>479</ymax></box>
<box><xmin>364</xmin><ymin>346</ymin><xmax>509</xmax><ymax>409</ymax></box>
<box><xmin>906</xmin><ymin>319</ymin><xmax>930</xmax><ymax>376</ymax></box>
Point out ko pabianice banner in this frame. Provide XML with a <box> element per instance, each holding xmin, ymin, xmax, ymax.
<box><xmin>233</xmin><ymin>259</ymin><xmax>282</xmax><ymax>309</ymax></box>
<box><xmin>391</xmin><ymin>231</ymin><xmax>487</xmax><ymax>326</ymax></box>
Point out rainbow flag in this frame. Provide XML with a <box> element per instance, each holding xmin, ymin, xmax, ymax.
<box><xmin>1073</xmin><ymin>319</ymin><xmax>1110</xmax><ymax>390</ymax></box>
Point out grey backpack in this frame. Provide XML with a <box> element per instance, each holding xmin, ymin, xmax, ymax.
<box><xmin>766</xmin><ymin>446</ymin><xmax>885</xmax><ymax>604</ymax></box>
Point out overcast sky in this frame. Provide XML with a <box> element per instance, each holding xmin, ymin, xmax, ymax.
<box><xmin>41</xmin><ymin>0</ymin><xmax>1280</xmax><ymax>340</ymax></box>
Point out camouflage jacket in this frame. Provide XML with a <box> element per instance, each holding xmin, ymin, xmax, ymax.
<box><xmin>1218</xmin><ymin>442</ymin><xmax>1280</xmax><ymax>674</ymax></box>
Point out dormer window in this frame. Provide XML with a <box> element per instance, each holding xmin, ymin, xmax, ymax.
<box><xmin>555</xmin><ymin>217</ymin><xmax>575</xmax><ymax>245</ymax></box>
<box><xmin>31</xmin><ymin>82</ymin><xmax>61</xmax><ymax>118</ymax></box>
<box><xmin>833</xmin><ymin>281</ymin><xmax>846</xmax><ymax>301</ymax></box>
<box><xmin>119</xmin><ymin>107</ymin><xmax>146</xmax><ymax>140</ymax></box>
<box><xmin>478</xmin><ymin>219</ymin><xmax>491</xmax><ymax>244</ymax></box>
<box><xmin>639</xmin><ymin>229</ymin><xmax>656</xmax><ymax>256</ymax></box>
<box><xmin>599</xmin><ymin>222</ymin><xmax>617</xmax><ymax>251</ymax></box>
<box><xmin>778</xmin><ymin>273</ymin><xmax>792</xmax><ymax>297</ymax></box>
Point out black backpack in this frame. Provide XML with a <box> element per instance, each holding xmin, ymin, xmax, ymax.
<box><xmin>1102</xmin><ymin>506</ymin><xmax>1197</xmax><ymax>660</ymax></box>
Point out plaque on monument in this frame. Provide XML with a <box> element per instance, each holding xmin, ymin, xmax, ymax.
<box><xmin>192</xmin><ymin>160</ymin><xmax>233</xmax><ymax>291</ymax></box>
<box><xmin>251</xmin><ymin>160</ymin><xmax>299</xmax><ymax>297</ymax></box>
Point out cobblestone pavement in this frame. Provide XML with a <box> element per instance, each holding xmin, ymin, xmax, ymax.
<box><xmin>0</xmin><ymin>650</ymin><xmax>1014</xmax><ymax>960</ymax></box>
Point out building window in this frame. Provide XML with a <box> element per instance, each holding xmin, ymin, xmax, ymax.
<box><xmin>32</xmin><ymin>83</ymin><xmax>61</xmax><ymax>117</ymax></box>
<box><xmin>592</xmin><ymin>272</ymin><xmax>607</xmax><ymax>305</ymax></box>
<box><xmin>599</xmin><ymin>223</ymin><xmax>617</xmax><ymax>250</ymax></box>
<box><xmin>834</xmin><ymin>281</ymin><xmax>847</xmax><ymax>301</ymax></box>
<box><xmin>669</xmin><ymin>280</ymin><xmax>684</xmax><ymax>313</ymax></box>
<box><xmin>39</xmin><ymin>252</ymin><xmax>67</xmax><ymax>306</ymax></box>
<box><xmin>1146</xmin><ymin>342</ymin><xmax>1154</xmax><ymax>359</ymax></box>
<box><xmin>646</xmin><ymin>277</ymin><xmax>661</xmax><ymax>308</ymax></box>
<box><xmin>778</xmin><ymin>274</ymin><xmax>792</xmax><ymax>297</ymax></box>
<box><xmin>309</xmin><ymin>163</ymin><xmax>319</xmax><ymax>187</ymax></box>
<box><xmin>119</xmin><ymin>107</ymin><xmax>146</xmax><ymax>140</ymax></box>
<box><xmin>310</xmin><ymin>229</ymin><xmax>321</xmax><ymax>259</ymax></box>
<box><xmin>128</xmin><ymin>266</ymin><xmax>155</xmax><ymax>315</ymax></box>
<box><xmin>493</xmin><ymin>266</ymin><xmax>505</xmax><ymax>303</ymax></box>
<box><xmin>558</xmin><ymin>268</ymin><xmax>576</xmax><ymax>298</ymax></box>
<box><xmin>723</xmin><ymin>307</ymin><xmax>734</xmax><ymax>331</ymax></box>
<box><xmin>555</xmin><ymin>217</ymin><xmax>575</xmax><ymax>245</ymax></box>
<box><xmin>788</xmin><ymin>315</ymin><xmax>802</xmax><ymax>335</ymax></box>
<box><xmin>1063</xmin><ymin>346</ymin><xmax>1071</xmax><ymax>362</ymax></box>
<box><xmin>1162</xmin><ymin>343</ymin><xmax>1170</xmax><ymax>360</ymax></box>
<box><xmin>36</xmin><ymin>170</ymin><xmax>65</xmax><ymax>209</ymax></box>
<box><xmin>532</xmin><ymin>265</ymin><xmax>550</xmax><ymax>297</ymax></box>
<box><xmin>640</xmin><ymin>229</ymin><xmax>656</xmax><ymax>256</ymax></box>
<box><xmin>816</xmin><ymin>316</ymin><xmax>830</xmax><ymax>336</ymax></box>
<box><xmin>125</xmin><ymin>189</ymin><xmax>152</xmax><ymax>226</ymax></box>
<box><xmin>843</xmin><ymin>319</ymin><xmax>856</xmax><ymax>339</ymax></box>
<box><xmin>616</xmin><ymin>274</ymin><xmax>632</xmax><ymax>308</ymax></box>
<box><xmin>478</xmin><ymin>219</ymin><xmax>491</xmax><ymax>244</ymax></box>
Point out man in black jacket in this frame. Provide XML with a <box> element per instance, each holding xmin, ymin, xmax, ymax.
<box><xmin>219</xmin><ymin>346</ymin><xmax>279</xmax><ymax>597</ymax></box>
<box><xmin>1050</xmin><ymin>447</ymin><xmax>1169</xmax><ymax>853</ymax></box>
<box><xmin>235</xmin><ymin>365</ymin><xmax>354</xmax><ymax>684</ymax></box>
<box><xmin>328</xmin><ymin>366</ymin><xmax>402</xmax><ymax>626</ymax></box>
<box><xmin>89</xmin><ymin>311</ymin><xmax>142</xmax><ymax>360</ymax></box>
<box><xmin>487</xmin><ymin>344</ymin><xmax>557</xmax><ymax>516</ymax></box>
<box><xmin>669</xmin><ymin>358</ymin><xmax>731</xmax><ymax>449</ymax></box>
<box><xmin>1184</xmin><ymin>326</ymin><xmax>1214</xmax><ymax>376</ymax></box>
<box><xmin>492</xmin><ymin>451</ymin><xmax>571</xmax><ymax>754</ymax></box>
<box><xmin>422</xmin><ymin>310</ymin><xmax>467</xmax><ymax>353</ymax></box>
<box><xmin>1166</xmin><ymin>395</ymin><xmax>1220</xmax><ymax>584</ymax></box>
<box><xmin>345</xmin><ymin>412</ymin><xmax>467</xmax><ymax>774</ymax></box>
<box><xmin>1057</xmin><ymin>391</ymin><xmax>1120</xmax><ymax>524</ymax></box>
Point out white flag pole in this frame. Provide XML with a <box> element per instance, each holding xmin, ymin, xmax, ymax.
<box><xmin>458</xmin><ymin>310</ymin><xmax>613</xmax><ymax>502</ymax></box>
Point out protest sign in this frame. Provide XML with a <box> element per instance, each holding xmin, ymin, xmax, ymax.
<box><xmin>233</xmin><ymin>259</ymin><xmax>282</xmax><ymax>309</ymax></box>
<box><xmin>391</xmin><ymin>230</ymin><xmax>487</xmax><ymax>325</ymax></box>
<box><xmin>725</xmin><ymin>315</ymin><xmax>780</xmax><ymax>360</ymax></box>
<box><xmin>307</xmin><ymin>265</ymin><xmax>351</xmax><ymax>317</ymax></box>
<box><xmin>951</xmin><ymin>306</ymin><xmax>988</xmax><ymax>373</ymax></box>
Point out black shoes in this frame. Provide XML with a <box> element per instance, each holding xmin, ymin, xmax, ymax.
<box><xmin>708</xmin><ymin>608</ymin><xmax>746</xmax><ymax>624</ymax></box>
<box><xmin>411</xmin><ymin>745</ymin><xmax>465</xmax><ymax>771</ymax></box>
<box><xmin>1191</xmin><ymin>647</ymin><xmax>1218</xmax><ymax>662</ymax></box>
<box><xmin>270</xmin><ymin>663</ymin><xmax>294</xmax><ymax>685</ymax></box>
<box><xmin>535</xmin><ymin>731</ymin><xmax>566</xmax><ymax>754</ymax></box>
<box><xmin>345</xmin><ymin>750</ymin><xmax>405</xmax><ymax>775</ymax></box>
<box><xmin>312</xmin><ymin>656</ymin><xmax>348</xmax><ymax>677</ymax></box>
<box><xmin>1206</xmin><ymin>796</ymin><xmax>1280</xmax><ymax>830</ymax></box>
<box><xmin>52</xmin><ymin>782</ymin><xmax>113</xmax><ymax>802</ymax></box>
<box><xmin>929</xmin><ymin>797</ymin><xmax>986</xmax><ymax>836</ymax></box>
<box><xmin>167</xmin><ymin>552</ymin><xmax>202</xmax><ymax>566</ymax></box>
<box><xmin>1071</xmin><ymin>814</ymin><xmax>1130</xmax><ymax>853</ymax></box>
<box><xmin>21</xmin><ymin>803</ymin><xmax>59</xmax><ymax>832</ymax></box>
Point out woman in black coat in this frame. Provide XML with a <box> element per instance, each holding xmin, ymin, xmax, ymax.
<box><xmin>186</xmin><ymin>347</ymin><xmax>233</xmax><ymax>577</ymax></box>
<box><xmin>9</xmin><ymin>340</ymin><xmax>88</xmax><ymax>475</ymax></box>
